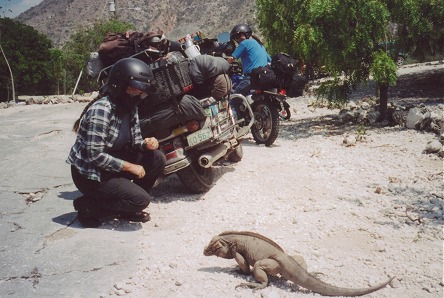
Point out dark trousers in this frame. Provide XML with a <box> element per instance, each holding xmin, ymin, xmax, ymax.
<box><xmin>71</xmin><ymin>149</ymin><xmax>166</xmax><ymax>213</ymax></box>
<box><xmin>234</xmin><ymin>77</ymin><xmax>251</xmax><ymax>96</ymax></box>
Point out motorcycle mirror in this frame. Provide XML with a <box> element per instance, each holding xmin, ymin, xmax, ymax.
<box><xmin>217</xmin><ymin>32</ymin><xmax>230</xmax><ymax>43</ymax></box>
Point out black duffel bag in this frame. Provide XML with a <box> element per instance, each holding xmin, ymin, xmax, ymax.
<box><xmin>286</xmin><ymin>74</ymin><xmax>308</xmax><ymax>98</ymax></box>
<box><xmin>250</xmin><ymin>65</ymin><xmax>277</xmax><ymax>90</ymax></box>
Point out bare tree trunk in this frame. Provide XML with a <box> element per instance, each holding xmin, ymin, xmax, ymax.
<box><xmin>0</xmin><ymin>42</ymin><xmax>16</xmax><ymax>103</ymax></box>
<box><xmin>378</xmin><ymin>82</ymin><xmax>389</xmax><ymax>121</ymax></box>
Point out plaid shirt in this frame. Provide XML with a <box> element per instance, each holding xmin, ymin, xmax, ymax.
<box><xmin>67</xmin><ymin>96</ymin><xmax>145</xmax><ymax>182</ymax></box>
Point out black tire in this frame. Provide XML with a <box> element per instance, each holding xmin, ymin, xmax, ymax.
<box><xmin>396</xmin><ymin>55</ymin><xmax>405</xmax><ymax>67</ymax></box>
<box><xmin>176</xmin><ymin>158</ymin><xmax>214</xmax><ymax>193</ymax></box>
<box><xmin>251</xmin><ymin>99</ymin><xmax>280</xmax><ymax>147</ymax></box>
<box><xmin>312</xmin><ymin>66</ymin><xmax>320</xmax><ymax>79</ymax></box>
<box><xmin>227</xmin><ymin>143</ymin><xmax>243</xmax><ymax>162</ymax></box>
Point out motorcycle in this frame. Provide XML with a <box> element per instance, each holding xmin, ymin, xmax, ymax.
<box><xmin>140</xmin><ymin>91</ymin><xmax>254</xmax><ymax>194</ymax></box>
<box><xmin>229</xmin><ymin>61</ymin><xmax>291</xmax><ymax>120</ymax></box>
<box><xmin>198</xmin><ymin>32</ymin><xmax>294</xmax><ymax>147</ymax></box>
<box><xmin>97</xmin><ymin>47</ymin><xmax>254</xmax><ymax>193</ymax></box>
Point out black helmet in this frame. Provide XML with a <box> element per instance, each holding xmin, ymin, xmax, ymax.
<box><xmin>108</xmin><ymin>58</ymin><xmax>155</xmax><ymax>97</ymax></box>
<box><xmin>230</xmin><ymin>24</ymin><xmax>252</xmax><ymax>40</ymax></box>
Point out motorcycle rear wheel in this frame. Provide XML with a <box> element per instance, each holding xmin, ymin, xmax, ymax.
<box><xmin>251</xmin><ymin>99</ymin><xmax>280</xmax><ymax>147</ymax></box>
<box><xmin>176</xmin><ymin>157</ymin><xmax>214</xmax><ymax>193</ymax></box>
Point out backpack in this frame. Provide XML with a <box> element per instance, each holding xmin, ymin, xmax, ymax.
<box><xmin>98</xmin><ymin>31</ymin><xmax>144</xmax><ymax>67</ymax></box>
<box><xmin>271</xmin><ymin>53</ymin><xmax>297</xmax><ymax>78</ymax></box>
<box><xmin>250</xmin><ymin>65</ymin><xmax>277</xmax><ymax>90</ymax></box>
<box><xmin>286</xmin><ymin>74</ymin><xmax>308</xmax><ymax>98</ymax></box>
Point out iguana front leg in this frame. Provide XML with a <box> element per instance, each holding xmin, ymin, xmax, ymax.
<box><xmin>236</xmin><ymin>259</ymin><xmax>280</xmax><ymax>290</ymax></box>
<box><xmin>229</xmin><ymin>243</ymin><xmax>250</xmax><ymax>274</ymax></box>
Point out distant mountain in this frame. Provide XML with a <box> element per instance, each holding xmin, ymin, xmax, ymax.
<box><xmin>16</xmin><ymin>0</ymin><xmax>257</xmax><ymax>47</ymax></box>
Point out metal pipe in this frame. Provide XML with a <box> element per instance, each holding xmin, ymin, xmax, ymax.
<box><xmin>198</xmin><ymin>142</ymin><xmax>230</xmax><ymax>168</ymax></box>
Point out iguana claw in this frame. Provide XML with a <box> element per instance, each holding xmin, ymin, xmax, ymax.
<box><xmin>235</xmin><ymin>282</ymin><xmax>267</xmax><ymax>291</ymax></box>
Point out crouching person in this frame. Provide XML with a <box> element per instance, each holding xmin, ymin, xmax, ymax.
<box><xmin>67</xmin><ymin>58</ymin><xmax>166</xmax><ymax>228</ymax></box>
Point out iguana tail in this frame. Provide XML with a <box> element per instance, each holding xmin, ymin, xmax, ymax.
<box><xmin>278</xmin><ymin>255</ymin><xmax>394</xmax><ymax>297</ymax></box>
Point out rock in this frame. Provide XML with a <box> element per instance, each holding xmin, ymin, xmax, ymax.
<box><xmin>429</xmin><ymin>121</ymin><xmax>441</xmax><ymax>134</ymax></box>
<box><xmin>42</xmin><ymin>97</ymin><xmax>54</xmax><ymax>104</ymax></box>
<box><xmin>114</xmin><ymin>282</ymin><xmax>124</xmax><ymax>290</ymax></box>
<box><xmin>356</xmin><ymin>109</ymin><xmax>368</xmax><ymax>123</ymax></box>
<box><xmin>392</xmin><ymin>110</ymin><xmax>408</xmax><ymax>127</ymax></box>
<box><xmin>32</xmin><ymin>96</ymin><xmax>46</xmax><ymax>104</ymax></box>
<box><xmin>55</xmin><ymin>95</ymin><xmax>72</xmax><ymax>104</ymax></box>
<box><xmin>406</xmin><ymin>107</ymin><xmax>431</xmax><ymax>129</ymax></box>
<box><xmin>339</xmin><ymin>110</ymin><xmax>356</xmax><ymax>124</ymax></box>
<box><xmin>347</xmin><ymin>101</ymin><xmax>358</xmax><ymax>110</ymax></box>
<box><xmin>424</xmin><ymin>140</ymin><xmax>442</xmax><ymax>153</ymax></box>
<box><xmin>379</xmin><ymin>119</ymin><xmax>390</xmax><ymax>127</ymax></box>
<box><xmin>76</xmin><ymin>96</ymin><xmax>93</xmax><ymax>103</ymax></box>
<box><xmin>343</xmin><ymin>134</ymin><xmax>356</xmax><ymax>146</ymax></box>
<box><xmin>114</xmin><ymin>289</ymin><xmax>126</xmax><ymax>296</ymax></box>
<box><xmin>367</xmin><ymin>111</ymin><xmax>380</xmax><ymax>125</ymax></box>
<box><xmin>360</xmin><ymin>101</ymin><xmax>371</xmax><ymax>110</ymax></box>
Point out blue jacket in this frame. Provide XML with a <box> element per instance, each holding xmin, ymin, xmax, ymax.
<box><xmin>232</xmin><ymin>38</ymin><xmax>271</xmax><ymax>75</ymax></box>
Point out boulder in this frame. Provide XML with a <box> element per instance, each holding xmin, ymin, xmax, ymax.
<box><xmin>343</xmin><ymin>134</ymin><xmax>356</xmax><ymax>147</ymax></box>
<box><xmin>424</xmin><ymin>140</ymin><xmax>442</xmax><ymax>153</ymax></box>
<box><xmin>406</xmin><ymin>107</ymin><xmax>425</xmax><ymax>129</ymax></box>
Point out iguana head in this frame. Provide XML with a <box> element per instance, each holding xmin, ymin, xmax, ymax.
<box><xmin>203</xmin><ymin>236</ymin><xmax>232</xmax><ymax>258</ymax></box>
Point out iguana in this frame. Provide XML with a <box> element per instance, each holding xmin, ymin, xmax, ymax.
<box><xmin>203</xmin><ymin>231</ymin><xmax>395</xmax><ymax>296</ymax></box>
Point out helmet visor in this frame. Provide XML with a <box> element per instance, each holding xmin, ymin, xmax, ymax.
<box><xmin>128</xmin><ymin>78</ymin><xmax>155</xmax><ymax>94</ymax></box>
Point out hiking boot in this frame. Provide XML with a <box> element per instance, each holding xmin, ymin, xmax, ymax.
<box><xmin>73</xmin><ymin>196</ymin><xmax>117</xmax><ymax>228</ymax></box>
<box><xmin>119</xmin><ymin>211</ymin><xmax>151</xmax><ymax>223</ymax></box>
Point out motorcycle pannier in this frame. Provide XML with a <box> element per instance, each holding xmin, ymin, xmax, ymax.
<box><xmin>138</xmin><ymin>51</ymin><xmax>194</xmax><ymax>112</ymax></box>
<box><xmin>250</xmin><ymin>65</ymin><xmax>276</xmax><ymax>90</ymax></box>
<box><xmin>286</xmin><ymin>74</ymin><xmax>308</xmax><ymax>98</ymax></box>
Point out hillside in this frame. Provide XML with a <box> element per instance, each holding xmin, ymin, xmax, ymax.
<box><xmin>16</xmin><ymin>0</ymin><xmax>256</xmax><ymax>47</ymax></box>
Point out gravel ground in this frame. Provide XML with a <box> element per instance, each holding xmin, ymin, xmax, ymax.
<box><xmin>103</xmin><ymin>63</ymin><xmax>443</xmax><ymax>297</ymax></box>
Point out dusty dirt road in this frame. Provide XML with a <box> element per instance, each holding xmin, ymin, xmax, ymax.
<box><xmin>0</xmin><ymin>62</ymin><xmax>441</xmax><ymax>298</ymax></box>
<box><xmin>123</xmin><ymin>63</ymin><xmax>443</xmax><ymax>297</ymax></box>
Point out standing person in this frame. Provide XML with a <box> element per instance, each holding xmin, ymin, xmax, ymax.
<box><xmin>67</xmin><ymin>58</ymin><xmax>166</xmax><ymax>228</ymax></box>
<box><xmin>227</xmin><ymin>24</ymin><xmax>271</xmax><ymax>96</ymax></box>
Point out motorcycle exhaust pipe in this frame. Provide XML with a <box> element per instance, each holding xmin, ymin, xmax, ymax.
<box><xmin>198</xmin><ymin>142</ymin><xmax>230</xmax><ymax>168</ymax></box>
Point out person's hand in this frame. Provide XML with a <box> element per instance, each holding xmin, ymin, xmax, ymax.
<box><xmin>144</xmin><ymin>137</ymin><xmax>159</xmax><ymax>150</ymax></box>
<box><xmin>130</xmin><ymin>164</ymin><xmax>146</xmax><ymax>179</ymax></box>
<box><xmin>123</xmin><ymin>162</ymin><xmax>146</xmax><ymax>179</ymax></box>
<box><xmin>226</xmin><ymin>56</ymin><xmax>235</xmax><ymax>64</ymax></box>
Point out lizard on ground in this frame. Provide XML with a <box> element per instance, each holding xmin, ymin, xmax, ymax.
<box><xmin>203</xmin><ymin>231</ymin><xmax>395</xmax><ymax>296</ymax></box>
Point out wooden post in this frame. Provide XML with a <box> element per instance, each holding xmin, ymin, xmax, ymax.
<box><xmin>72</xmin><ymin>70</ymin><xmax>83</xmax><ymax>97</ymax></box>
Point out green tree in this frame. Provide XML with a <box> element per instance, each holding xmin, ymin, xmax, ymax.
<box><xmin>388</xmin><ymin>0</ymin><xmax>444</xmax><ymax>60</ymax></box>
<box><xmin>63</xmin><ymin>19</ymin><xmax>135</xmax><ymax>94</ymax></box>
<box><xmin>49</xmin><ymin>48</ymin><xmax>66</xmax><ymax>95</ymax></box>
<box><xmin>0</xmin><ymin>18</ymin><xmax>54</xmax><ymax>102</ymax></box>
<box><xmin>256</xmin><ymin>0</ymin><xmax>443</xmax><ymax>120</ymax></box>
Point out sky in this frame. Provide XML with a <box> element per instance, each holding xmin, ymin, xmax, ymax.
<box><xmin>0</xmin><ymin>0</ymin><xmax>43</xmax><ymax>18</ymax></box>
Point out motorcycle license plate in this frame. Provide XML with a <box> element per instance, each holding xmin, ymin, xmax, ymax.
<box><xmin>187</xmin><ymin>128</ymin><xmax>212</xmax><ymax>147</ymax></box>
